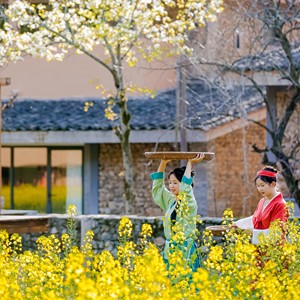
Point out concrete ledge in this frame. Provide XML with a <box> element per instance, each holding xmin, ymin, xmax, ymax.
<box><xmin>0</xmin><ymin>209</ymin><xmax>38</xmax><ymax>215</ymax></box>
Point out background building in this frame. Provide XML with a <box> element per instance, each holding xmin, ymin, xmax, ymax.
<box><xmin>4</xmin><ymin>0</ymin><xmax>299</xmax><ymax>217</ymax></box>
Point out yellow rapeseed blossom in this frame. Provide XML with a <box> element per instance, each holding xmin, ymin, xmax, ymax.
<box><xmin>0</xmin><ymin>208</ymin><xmax>299</xmax><ymax>298</ymax></box>
<box><xmin>67</xmin><ymin>204</ymin><xmax>77</xmax><ymax>216</ymax></box>
<box><xmin>118</xmin><ymin>216</ymin><xmax>133</xmax><ymax>239</ymax></box>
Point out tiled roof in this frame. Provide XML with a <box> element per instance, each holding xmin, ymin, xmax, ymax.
<box><xmin>2</xmin><ymin>80</ymin><xmax>264</xmax><ymax>132</ymax></box>
<box><xmin>233</xmin><ymin>44</ymin><xmax>300</xmax><ymax>72</ymax></box>
<box><xmin>185</xmin><ymin>80</ymin><xmax>264</xmax><ymax>130</ymax></box>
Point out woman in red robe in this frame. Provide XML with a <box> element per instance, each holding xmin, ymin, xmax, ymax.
<box><xmin>234</xmin><ymin>166</ymin><xmax>288</xmax><ymax>244</ymax></box>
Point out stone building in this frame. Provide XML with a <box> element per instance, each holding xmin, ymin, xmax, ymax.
<box><xmin>2</xmin><ymin>80</ymin><xmax>266</xmax><ymax>217</ymax></box>
<box><xmin>7</xmin><ymin>0</ymin><xmax>300</xmax><ymax>218</ymax></box>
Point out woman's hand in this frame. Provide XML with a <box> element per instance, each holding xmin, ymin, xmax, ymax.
<box><xmin>184</xmin><ymin>154</ymin><xmax>204</xmax><ymax>179</ymax></box>
<box><xmin>157</xmin><ymin>159</ymin><xmax>172</xmax><ymax>172</ymax></box>
<box><xmin>190</xmin><ymin>153</ymin><xmax>205</xmax><ymax>164</ymax></box>
<box><xmin>162</xmin><ymin>159</ymin><xmax>172</xmax><ymax>164</ymax></box>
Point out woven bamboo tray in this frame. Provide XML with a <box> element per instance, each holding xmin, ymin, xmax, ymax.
<box><xmin>144</xmin><ymin>152</ymin><xmax>215</xmax><ymax>161</ymax></box>
<box><xmin>205</xmin><ymin>225</ymin><xmax>241</xmax><ymax>237</ymax></box>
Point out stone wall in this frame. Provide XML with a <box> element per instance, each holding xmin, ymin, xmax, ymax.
<box><xmin>189</xmin><ymin>143</ymin><xmax>215</xmax><ymax>216</ymax></box>
<box><xmin>99</xmin><ymin>143</ymin><xmax>179</xmax><ymax>216</ymax></box>
<box><xmin>18</xmin><ymin>214</ymin><xmax>224</xmax><ymax>253</ymax></box>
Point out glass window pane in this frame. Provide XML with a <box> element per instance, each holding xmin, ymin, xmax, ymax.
<box><xmin>1</xmin><ymin>147</ymin><xmax>10</xmax><ymax>209</ymax></box>
<box><xmin>52</xmin><ymin>150</ymin><xmax>82</xmax><ymax>214</ymax></box>
<box><xmin>14</xmin><ymin>148</ymin><xmax>47</xmax><ymax>212</ymax></box>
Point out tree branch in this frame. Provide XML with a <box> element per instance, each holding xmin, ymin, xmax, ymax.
<box><xmin>277</xmin><ymin>89</ymin><xmax>300</xmax><ymax>143</ymax></box>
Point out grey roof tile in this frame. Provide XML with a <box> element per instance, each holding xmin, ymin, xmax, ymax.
<box><xmin>233</xmin><ymin>44</ymin><xmax>300</xmax><ymax>72</ymax></box>
<box><xmin>2</xmin><ymin>80</ymin><xmax>264</xmax><ymax>132</ymax></box>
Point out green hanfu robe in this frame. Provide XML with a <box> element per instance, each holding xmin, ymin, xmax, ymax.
<box><xmin>150</xmin><ymin>171</ymin><xmax>200</xmax><ymax>271</ymax></box>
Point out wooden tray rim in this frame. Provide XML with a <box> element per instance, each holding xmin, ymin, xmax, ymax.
<box><xmin>205</xmin><ymin>225</ymin><xmax>234</xmax><ymax>231</ymax></box>
<box><xmin>205</xmin><ymin>225</ymin><xmax>239</xmax><ymax>236</ymax></box>
<box><xmin>144</xmin><ymin>151</ymin><xmax>215</xmax><ymax>161</ymax></box>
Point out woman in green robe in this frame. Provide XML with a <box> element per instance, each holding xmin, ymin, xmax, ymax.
<box><xmin>150</xmin><ymin>154</ymin><xmax>204</xmax><ymax>271</ymax></box>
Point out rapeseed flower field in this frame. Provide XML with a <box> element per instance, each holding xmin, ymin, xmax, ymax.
<box><xmin>0</xmin><ymin>204</ymin><xmax>299</xmax><ymax>299</ymax></box>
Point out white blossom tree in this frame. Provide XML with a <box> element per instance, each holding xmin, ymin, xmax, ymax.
<box><xmin>0</xmin><ymin>0</ymin><xmax>222</xmax><ymax>213</ymax></box>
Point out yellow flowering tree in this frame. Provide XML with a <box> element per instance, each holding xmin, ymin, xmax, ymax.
<box><xmin>0</xmin><ymin>0</ymin><xmax>223</xmax><ymax>213</ymax></box>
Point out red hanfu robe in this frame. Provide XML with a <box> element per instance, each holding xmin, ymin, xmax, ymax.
<box><xmin>235</xmin><ymin>192</ymin><xmax>288</xmax><ymax>244</ymax></box>
<box><xmin>252</xmin><ymin>193</ymin><xmax>288</xmax><ymax>230</ymax></box>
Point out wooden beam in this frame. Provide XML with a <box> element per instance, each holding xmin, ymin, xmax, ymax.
<box><xmin>0</xmin><ymin>217</ymin><xmax>49</xmax><ymax>234</ymax></box>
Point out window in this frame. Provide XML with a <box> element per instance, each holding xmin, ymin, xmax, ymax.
<box><xmin>234</xmin><ymin>29</ymin><xmax>241</xmax><ymax>49</ymax></box>
<box><xmin>14</xmin><ymin>147</ymin><xmax>47</xmax><ymax>212</ymax></box>
<box><xmin>2</xmin><ymin>147</ymin><xmax>83</xmax><ymax>214</ymax></box>
<box><xmin>51</xmin><ymin>150</ymin><xmax>83</xmax><ymax>214</ymax></box>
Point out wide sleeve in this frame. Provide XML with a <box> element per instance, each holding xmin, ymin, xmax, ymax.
<box><xmin>252</xmin><ymin>229</ymin><xmax>270</xmax><ymax>245</ymax></box>
<box><xmin>235</xmin><ymin>216</ymin><xmax>254</xmax><ymax>230</ymax></box>
<box><xmin>179</xmin><ymin>176</ymin><xmax>197</xmax><ymax>215</ymax></box>
<box><xmin>150</xmin><ymin>172</ymin><xmax>173</xmax><ymax>212</ymax></box>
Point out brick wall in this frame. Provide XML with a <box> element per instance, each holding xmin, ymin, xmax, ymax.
<box><xmin>207</xmin><ymin>122</ymin><xmax>266</xmax><ymax>217</ymax></box>
<box><xmin>188</xmin><ymin>1</ymin><xmax>263</xmax><ymax>78</ymax></box>
<box><xmin>276</xmin><ymin>90</ymin><xmax>300</xmax><ymax>196</ymax></box>
<box><xmin>189</xmin><ymin>1</ymin><xmax>300</xmax><ymax>80</ymax></box>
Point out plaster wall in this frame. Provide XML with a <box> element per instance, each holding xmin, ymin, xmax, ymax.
<box><xmin>0</xmin><ymin>47</ymin><xmax>176</xmax><ymax>99</ymax></box>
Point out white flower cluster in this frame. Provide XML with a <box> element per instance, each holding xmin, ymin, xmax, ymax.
<box><xmin>0</xmin><ymin>0</ymin><xmax>223</xmax><ymax>66</ymax></box>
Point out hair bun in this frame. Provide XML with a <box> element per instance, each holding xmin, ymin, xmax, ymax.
<box><xmin>263</xmin><ymin>166</ymin><xmax>278</xmax><ymax>174</ymax></box>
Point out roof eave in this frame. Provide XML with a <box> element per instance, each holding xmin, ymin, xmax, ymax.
<box><xmin>202</xmin><ymin>107</ymin><xmax>266</xmax><ymax>141</ymax></box>
<box><xmin>2</xmin><ymin>107</ymin><xmax>266</xmax><ymax>146</ymax></box>
<box><xmin>224</xmin><ymin>70</ymin><xmax>292</xmax><ymax>87</ymax></box>
<box><xmin>2</xmin><ymin>130</ymin><xmax>193</xmax><ymax>145</ymax></box>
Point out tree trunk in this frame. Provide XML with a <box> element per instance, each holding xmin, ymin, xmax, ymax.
<box><xmin>269</xmin><ymin>142</ymin><xmax>300</xmax><ymax>208</ymax></box>
<box><xmin>292</xmin><ymin>190</ymin><xmax>300</xmax><ymax>209</ymax></box>
<box><xmin>114</xmin><ymin>94</ymin><xmax>136</xmax><ymax>215</ymax></box>
<box><xmin>278</xmin><ymin>156</ymin><xmax>300</xmax><ymax>207</ymax></box>
<box><xmin>120</xmin><ymin>127</ymin><xmax>136</xmax><ymax>215</ymax></box>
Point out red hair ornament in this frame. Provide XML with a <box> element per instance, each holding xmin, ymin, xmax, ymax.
<box><xmin>256</xmin><ymin>170</ymin><xmax>277</xmax><ymax>178</ymax></box>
